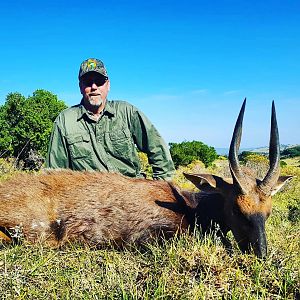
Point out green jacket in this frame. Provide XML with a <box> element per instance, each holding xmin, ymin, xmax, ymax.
<box><xmin>46</xmin><ymin>100</ymin><xmax>175</xmax><ymax>180</ymax></box>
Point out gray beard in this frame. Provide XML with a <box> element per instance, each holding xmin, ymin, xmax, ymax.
<box><xmin>89</xmin><ymin>101</ymin><xmax>102</xmax><ymax>109</ymax></box>
<box><xmin>83</xmin><ymin>96</ymin><xmax>103</xmax><ymax>111</ymax></box>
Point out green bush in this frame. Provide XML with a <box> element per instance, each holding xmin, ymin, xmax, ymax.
<box><xmin>169</xmin><ymin>141</ymin><xmax>218</xmax><ymax>168</ymax></box>
<box><xmin>280</xmin><ymin>160</ymin><xmax>287</xmax><ymax>167</ymax></box>
<box><xmin>0</xmin><ymin>90</ymin><xmax>67</xmax><ymax>169</ymax></box>
<box><xmin>281</xmin><ymin>146</ymin><xmax>300</xmax><ymax>158</ymax></box>
<box><xmin>238</xmin><ymin>151</ymin><xmax>266</xmax><ymax>163</ymax></box>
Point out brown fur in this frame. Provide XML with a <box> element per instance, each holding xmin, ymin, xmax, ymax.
<box><xmin>236</xmin><ymin>192</ymin><xmax>272</xmax><ymax>217</ymax></box>
<box><xmin>0</xmin><ymin>170</ymin><xmax>190</xmax><ymax>247</ymax></box>
<box><xmin>0</xmin><ymin>101</ymin><xmax>293</xmax><ymax>257</ymax></box>
<box><xmin>0</xmin><ymin>168</ymin><xmax>292</xmax><ymax>257</ymax></box>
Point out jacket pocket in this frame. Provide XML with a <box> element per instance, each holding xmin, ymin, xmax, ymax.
<box><xmin>108</xmin><ymin>129</ymin><xmax>133</xmax><ymax>158</ymax></box>
<box><xmin>66</xmin><ymin>134</ymin><xmax>92</xmax><ymax>159</ymax></box>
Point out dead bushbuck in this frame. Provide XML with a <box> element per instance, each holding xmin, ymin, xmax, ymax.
<box><xmin>0</xmin><ymin>100</ymin><xmax>292</xmax><ymax>257</ymax></box>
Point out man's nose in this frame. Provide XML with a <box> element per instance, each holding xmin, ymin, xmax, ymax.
<box><xmin>91</xmin><ymin>82</ymin><xmax>98</xmax><ymax>89</ymax></box>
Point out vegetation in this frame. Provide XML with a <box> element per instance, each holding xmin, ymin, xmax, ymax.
<box><xmin>238</xmin><ymin>152</ymin><xmax>269</xmax><ymax>179</ymax></box>
<box><xmin>169</xmin><ymin>141</ymin><xmax>218</xmax><ymax>168</ymax></box>
<box><xmin>138</xmin><ymin>151</ymin><xmax>153</xmax><ymax>179</ymax></box>
<box><xmin>239</xmin><ymin>151</ymin><xmax>258</xmax><ymax>162</ymax></box>
<box><xmin>281</xmin><ymin>146</ymin><xmax>300</xmax><ymax>158</ymax></box>
<box><xmin>282</xmin><ymin>156</ymin><xmax>300</xmax><ymax>168</ymax></box>
<box><xmin>0</xmin><ymin>158</ymin><xmax>21</xmax><ymax>182</ymax></box>
<box><xmin>0</xmin><ymin>90</ymin><xmax>67</xmax><ymax>169</ymax></box>
<box><xmin>0</xmin><ymin>158</ymin><xmax>299</xmax><ymax>299</ymax></box>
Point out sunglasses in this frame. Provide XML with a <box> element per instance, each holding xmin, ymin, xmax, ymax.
<box><xmin>81</xmin><ymin>75</ymin><xmax>108</xmax><ymax>87</ymax></box>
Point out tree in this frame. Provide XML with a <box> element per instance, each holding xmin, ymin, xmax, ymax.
<box><xmin>281</xmin><ymin>146</ymin><xmax>300</xmax><ymax>158</ymax></box>
<box><xmin>0</xmin><ymin>90</ymin><xmax>67</xmax><ymax>169</ymax></box>
<box><xmin>169</xmin><ymin>140</ymin><xmax>218</xmax><ymax>168</ymax></box>
<box><xmin>238</xmin><ymin>151</ymin><xmax>255</xmax><ymax>162</ymax></box>
<box><xmin>0</xmin><ymin>92</ymin><xmax>26</xmax><ymax>158</ymax></box>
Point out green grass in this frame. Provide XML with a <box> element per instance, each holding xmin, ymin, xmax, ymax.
<box><xmin>0</xmin><ymin>160</ymin><xmax>299</xmax><ymax>299</ymax></box>
<box><xmin>282</xmin><ymin>156</ymin><xmax>300</xmax><ymax>167</ymax></box>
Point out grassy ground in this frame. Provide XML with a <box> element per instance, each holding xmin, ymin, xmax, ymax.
<box><xmin>282</xmin><ymin>156</ymin><xmax>300</xmax><ymax>167</ymax></box>
<box><xmin>0</xmin><ymin>160</ymin><xmax>299</xmax><ymax>299</ymax></box>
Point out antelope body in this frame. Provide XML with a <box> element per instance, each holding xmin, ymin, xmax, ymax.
<box><xmin>0</xmin><ymin>100</ymin><xmax>292</xmax><ymax>257</ymax></box>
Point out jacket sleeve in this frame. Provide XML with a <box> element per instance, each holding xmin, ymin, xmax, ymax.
<box><xmin>131</xmin><ymin>109</ymin><xmax>175</xmax><ymax>180</ymax></box>
<box><xmin>45</xmin><ymin>121</ymin><xmax>70</xmax><ymax>169</ymax></box>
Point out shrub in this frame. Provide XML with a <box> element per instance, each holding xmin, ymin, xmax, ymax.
<box><xmin>0</xmin><ymin>158</ymin><xmax>21</xmax><ymax>181</ymax></box>
<box><xmin>169</xmin><ymin>141</ymin><xmax>218</xmax><ymax>168</ymax></box>
<box><xmin>281</xmin><ymin>146</ymin><xmax>300</xmax><ymax>158</ymax></box>
<box><xmin>138</xmin><ymin>151</ymin><xmax>153</xmax><ymax>179</ymax></box>
<box><xmin>239</xmin><ymin>152</ymin><xmax>269</xmax><ymax>179</ymax></box>
<box><xmin>0</xmin><ymin>90</ymin><xmax>67</xmax><ymax>169</ymax></box>
<box><xmin>280</xmin><ymin>160</ymin><xmax>287</xmax><ymax>167</ymax></box>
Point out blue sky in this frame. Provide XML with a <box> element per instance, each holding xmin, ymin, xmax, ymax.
<box><xmin>1</xmin><ymin>0</ymin><xmax>299</xmax><ymax>148</ymax></box>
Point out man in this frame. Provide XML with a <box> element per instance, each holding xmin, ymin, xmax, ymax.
<box><xmin>46</xmin><ymin>58</ymin><xmax>175</xmax><ymax>180</ymax></box>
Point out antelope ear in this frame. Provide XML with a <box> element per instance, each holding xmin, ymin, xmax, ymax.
<box><xmin>270</xmin><ymin>176</ymin><xmax>293</xmax><ymax>196</ymax></box>
<box><xmin>183</xmin><ymin>173</ymin><xmax>231</xmax><ymax>193</ymax></box>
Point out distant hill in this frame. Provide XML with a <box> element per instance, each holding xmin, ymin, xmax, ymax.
<box><xmin>215</xmin><ymin>144</ymin><xmax>300</xmax><ymax>156</ymax></box>
<box><xmin>250</xmin><ymin>144</ymin><xmax>300</xmax><ymax>155</ymax></box>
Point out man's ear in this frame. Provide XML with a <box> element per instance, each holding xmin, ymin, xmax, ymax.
<box><xmin>107</xmin><ymin>79</ymin><xmax>110</xmax><ymax>92</ymax></box>
<box><xmin>271</xmin><ymin>176</ymin><xmax>293</xmax><ymax>196</ymax></box>
<box><xmin>183</xmin><ymin>173</ymin><xmax>232</xmax><ymax>194</ymax></box>
<box><xmin>79</xmin><ymin>81</ymin><xmax>84</xmax><ymax>95</ymax></box>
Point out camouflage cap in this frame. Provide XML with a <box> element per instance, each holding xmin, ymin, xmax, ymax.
<box><xmin>78</xmin><ymin>58</ymin><xmax>108</xmax><ymax>80</ymax></box>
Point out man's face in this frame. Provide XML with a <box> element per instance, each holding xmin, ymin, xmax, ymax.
<box><xmin>79</xmin><ymin>72</ymin><xmax>110</xmax><ymax>110</ymax></box>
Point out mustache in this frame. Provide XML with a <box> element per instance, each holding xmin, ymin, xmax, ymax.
<box><xmin>88</xmin><ymin>92</ymin><xmax>101</xmax><ymax>96</ymax></box>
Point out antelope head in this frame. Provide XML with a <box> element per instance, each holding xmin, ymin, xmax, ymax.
<box><xmin>184</xmin><ymin>99</ymin><xmax>292</xmax><ymax>258</ymax></box>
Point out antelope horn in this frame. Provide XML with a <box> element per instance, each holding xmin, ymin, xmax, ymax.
<box><xmin>259</xmin><ymin>101</ymin><xmax>280</xmax><ymax>194</ymax></box>
<box><xmin>228</xmin><ymin>98</ymin><xmax>248</xmax><ymax>194</ymax></box>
